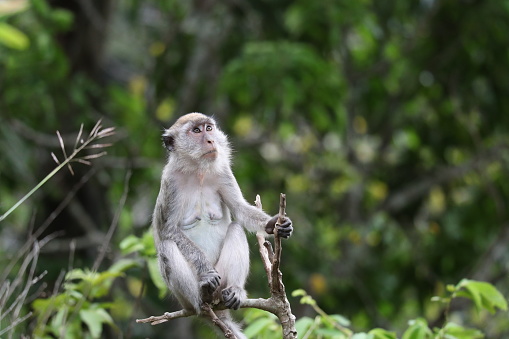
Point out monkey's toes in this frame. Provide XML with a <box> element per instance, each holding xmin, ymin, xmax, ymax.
<box><xmin>222</xmin><ymin>287</ymin><xmax>241</xmax><ymax>310</ymax></box>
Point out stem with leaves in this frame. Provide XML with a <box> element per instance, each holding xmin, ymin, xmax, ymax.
<box><xmin>0</xmin><ymin>119</ymin><xmax>115</xmax><ymax>222</ymax></box>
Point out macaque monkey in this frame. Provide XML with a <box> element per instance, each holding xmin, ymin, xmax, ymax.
<box><xmin>152</xmin><ymin>113</ymin><xmax>293</xmax><ymax>338</ymax></box>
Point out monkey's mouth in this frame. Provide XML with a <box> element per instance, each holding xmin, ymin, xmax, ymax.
<box><xmin>202</xmin><ymin>150</ymin><xmax>217</xmax><ymax>158</ymax></box>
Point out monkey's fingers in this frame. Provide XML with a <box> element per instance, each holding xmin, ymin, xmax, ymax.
<box><xmin>200</xmin><ymin>270</ymin><xmax>221</xmax><ymax>291</ymax></box>
<box><xmin>279</xmin><ymin>217</ymin><xmax>291</xmax><ymax>228</ymax></box>
<box><xmin>276</xmin><ymin>226</ymin><xmax>293</xmax><ymax>238</ymax></box>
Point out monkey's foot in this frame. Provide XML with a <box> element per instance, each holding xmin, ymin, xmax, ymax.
<box><xmin>221</xmin><ymin>286</ymin><xmax>245</xmax><ymax>310</ymax></box>
<box><xmin>200</xmin><ymin>270</ymin><xmax>221</xmax><ymax>302</ymax></box>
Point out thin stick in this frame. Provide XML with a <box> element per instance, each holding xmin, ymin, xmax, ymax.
<box><xmin>136</xmin><ymin>309</ymin><xmax>194</xmax><ymax>325</ymax></box>
<box><xmin>203</xmin><ymin>304</ymin><xmax>237</xmax><ymax>339</ymax></box>
<box><xmin>255</xmin><ymin>195</ymin><xmax>273</xmax><ymax>284</ymax></box>
<box><xmin>271</xmin><ymin>193</ymin><xmax>286</xmax><ymax>293</ymax></box>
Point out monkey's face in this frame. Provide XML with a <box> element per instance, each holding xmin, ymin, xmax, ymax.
<box><xmin>187</xmin><ymin>122</ymin><xmax>219</xmax><ymax>161</ymax></box>
<box><xmin>163</xmin><ymin>113</ymin><xmax>231</xmax><ymax>172</ymax></box>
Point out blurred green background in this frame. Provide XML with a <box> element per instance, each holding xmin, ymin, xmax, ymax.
<box><xmin>1</xmin><ymin>0</ymin><xmax>509</xmax><ymax>337</ymax></box>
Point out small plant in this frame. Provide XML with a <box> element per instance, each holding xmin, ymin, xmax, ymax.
<box><xmin>241</xmin><ymin>279</ymin><xmax>507</xmax><ymax>339</ymax></box>
<box><xmin>424</xmin><ymin>279</ymin><xmax>508</xmax><ymax>339</ymax></box>
<box><xmin>32</xmin><ymin>259</ymin><xmax>137</xmax><ymax>339</ymax></box>
<box><xmin>0</xmin><ymin>119</ymin><xmax>115</xmax><ymax>222</ymax></box>
<box><xmin>0</xmin><ymin>120</ymin><xmax>115</xmax><ymax>337</ymax></box>
<box><xmin>119</xmin><ymin>231</ymin><xmax>168</xmax><ymax>298</ymax></box>
<box><xmin>292</xmin><ymin>289</ymin><xmax>394</xmax><ymax>339</ymax></box>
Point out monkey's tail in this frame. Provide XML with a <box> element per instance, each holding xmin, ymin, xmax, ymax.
<box><xmin>213</xmin><ymin>310</ymin><xmax>247</xmax><ymax>339</ymax></box>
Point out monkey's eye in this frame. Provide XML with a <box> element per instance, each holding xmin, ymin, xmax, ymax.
<box><xmin>192</xmin><ymin>127</ymin><xmax>201</xmax><ymax>133</ymax></box>
<box><xmin>206</xmin><ymin>125</ymin><xmax>213</xmax><ymax>131</ymax></box>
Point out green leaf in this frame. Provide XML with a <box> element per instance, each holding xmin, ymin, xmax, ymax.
<box><xmin>51</xmin><ymin>9</ymin><xmax>73</xmax><ymax>30</ymax></box>
<box><xmin>402</xmin><ymin>318</ymin><xmax>432</xmax><ymax>339</ymax></box>
<box><xmin>368</xmin><ymin>328</ymin><xmax>397</xmax><ymax>339</ymax></box>
<box><xmin>300</xmin><ymin>295</ymin><xmax>316</xmax><ymax>306</ymax></box>
<box><xmin>352</xmin><ymin>334</ymin><xmax>371</xmax><ymax>339</ymax></box>
<box><xmin>119</xmin><ymin>235</ymin><xmax>144</xmax><ymax>254</ymax></box>
<box><xmin>244</xmin><ymin>317</ymin><xmax>276</xmax><ymax>338</ymax></box>
<box><xmin>442</xmin><ymin>322</ymin><xmax>484</xmax><ymax>339</ymax></box>
<box><xmin>32</xmin><ymin>294</ymin><xmax>68</xmax><ymax>317</ymax></box>
<box><xmin>79</xmin><ymin>308</ymin><xmax>113</xmax><ymax>338</ymax></box>
<box><xmin>295</xmin><ymin>316</ymin><xmax>314</xmax><ymax>338</ymax></box>
<box><xmin>456</xmin><ymin>279</ymin><xmax>508</xmax><ymax>313</ymax></box>
<box><xmin>315</xmin><ymin>327</ymin><xmax>345</xmax><ymax>336</ymax></box>
<box><xmin>292</xmin><ymin>289</ymin><xmax>307</xmax><ymax>297</ymax></box>
<box><xmin>141</xmin><ymin>231</ymin><xmax>157</xmax><ymax>256</ymax></box>
<box><xmin>147</xmin><ymin>257</ymin><xmax>168</xmax><ymax>298</ymax></box>
<box><xmin>108</xmin><ymin>258</ymin><xmax>139</xmax><ymax>274</ymax></box>
<box><xmin>0</xmin><ymin>22</ymin><xmax>29</xmax><ymax>50</ymax></box>
<box><xmin>65</xmin><ymin>268</ymin><xmax>88</xmax><ymax>281</ymax></box>
<box><xmin>330</xmin><ymin>314</ymin><xmax>351</xmax><ymax>327</ymax></box>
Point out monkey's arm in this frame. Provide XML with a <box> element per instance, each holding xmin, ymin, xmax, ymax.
<box><xmin>218</xmin><ymin>170</ymin><xmax>293</xmax><ymax>238</ymax></box>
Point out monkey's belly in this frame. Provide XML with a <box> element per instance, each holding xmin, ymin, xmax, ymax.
<box><xmin>182</xmin><ymin>219</ymin><xmax>229</xmax><ymax>264</ymax></box>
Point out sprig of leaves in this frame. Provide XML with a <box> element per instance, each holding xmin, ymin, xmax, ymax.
<box><xmin>0</xmin><ymin>119</ymin><xmax>115</xmax><ymax>222</ymax></box>
<box><xmin>51</xmin><ymin>119</ymin><xmax>115</xmax><ymax>175</ymax></box>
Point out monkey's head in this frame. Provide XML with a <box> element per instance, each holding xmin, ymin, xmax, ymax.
<box><xmin>162</xmin><ymin>113</ymin><xmax>231</xmax><ymax>172</ymax></box>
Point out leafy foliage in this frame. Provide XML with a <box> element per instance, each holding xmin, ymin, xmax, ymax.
<box><xmin>32</xmin><ymin>261</ymin><xmax>137</xmax><ymax>339</ymax></box>
<box><xmin>245</xmin><ymin>282</ymin><xmax>505</xmax><ymax>339</ymax></box>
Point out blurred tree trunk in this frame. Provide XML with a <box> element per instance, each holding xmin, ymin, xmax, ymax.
<box><xmin>50</xmin><ymin>0</ymin><xmax>113</xmax><ymax>76</ymax></box>
<box><xmin>35</xmin><ymin>0</ymin><xmax>114</xmax><ymax>257</ymax></box>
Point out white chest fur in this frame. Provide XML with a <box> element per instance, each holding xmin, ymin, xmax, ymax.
<box><xmin>176</xmin><ymin>172</ymin><xmax>232</xmax><ymax>264</ymax></box>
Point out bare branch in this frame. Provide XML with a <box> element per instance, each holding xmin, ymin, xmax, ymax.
<box><xmin>136</xmin><ymin>309</ymin><xmax>194</xmax><ymax>325</ymax></box>
<box><xmin>203</xmin><ymin>304</ymin><xmax>236</xmax><ymax>339</ymax></box>
<box><xmin>271</xmin><ymin>193</ymin><xmax>286</xmax><ymax>293</ymax></box>
<box><xmin>255</xmin><ymin>195</ymin><xmax>273</xmax><ymax>284</ymax></box>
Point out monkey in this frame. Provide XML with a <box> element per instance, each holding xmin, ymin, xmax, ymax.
<box><xmin>152</xmin><ymin>112</ymin><xmax>293</xmax><ymax>338</ymax></box>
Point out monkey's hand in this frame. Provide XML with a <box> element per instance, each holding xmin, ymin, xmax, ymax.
<box><xmin>265</xmin><ymin>215</ymin><xmax>293</xmax><ymax>239</ymax></box>
<box><xmin>199</xmin><ymin>269</ymin><xmax>221</xmax><ymax>302</ymax></box>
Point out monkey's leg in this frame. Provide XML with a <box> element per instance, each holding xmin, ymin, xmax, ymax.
<box><xmin>214</xmin><ymin>222</ymin><xmax>249</xmax><ymax>310</ymax></box>
<box><xmin>158</xmin><ymin>240</ymin><xmax>202</xmax><ymax>313</ymax></box>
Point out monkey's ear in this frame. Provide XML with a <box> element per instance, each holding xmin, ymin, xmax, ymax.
<box><xmin>162</xmin><ymin>134</ymin><xmax>175</xmax><ymax>151</ymax></box>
